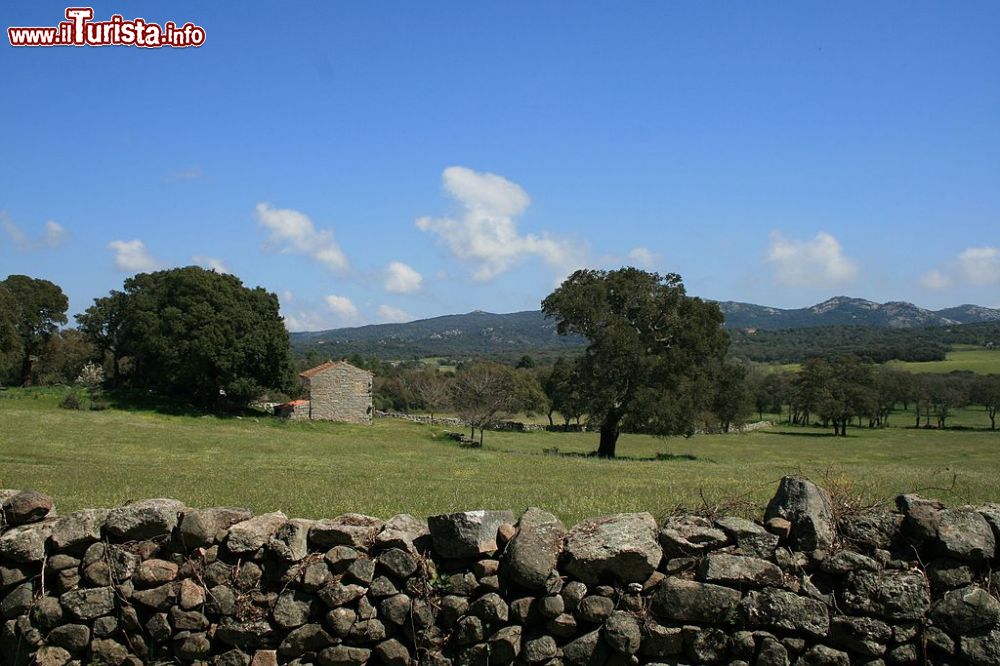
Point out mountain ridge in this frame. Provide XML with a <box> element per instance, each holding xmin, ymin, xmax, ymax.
<box><xmin>289</xmin><ymin>297</ymin><xmax>1000</xmax><ymax>360</ymax></box>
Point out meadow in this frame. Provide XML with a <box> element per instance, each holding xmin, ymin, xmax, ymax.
<box><xmin>2</xmin><ymin>388</ymin><xmax>998</xmax><ymax>526</ymax></box>
<box><xmin>887</xmin><ymin>348</ymin><xmax>1000</xmax><ymax>374</ymax></box>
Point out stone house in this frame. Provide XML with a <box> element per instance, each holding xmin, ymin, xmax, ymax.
<box><xmin>292</xmin><ymin>360</ymin><xmax>373</xmax><ymax>424</ymax></box>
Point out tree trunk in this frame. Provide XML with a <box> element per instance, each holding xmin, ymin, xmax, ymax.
<box><xmin>547</xmin><ymin>409</ymin><xmax>554</xmax><ymax>427</ymax></box>
<box><xmin>20</xmin><ymin>355</ymin><xmax>33</xmax><ymax>387</ymax></box>
<box><xmin>597</xmin><ymin>412</ymin><xmax>621</xmax><ymax>458</ymax></box>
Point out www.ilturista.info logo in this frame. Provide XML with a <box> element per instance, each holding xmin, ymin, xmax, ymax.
<box><xmin>8</xmin><ymin>8</ymin><xmax>206</xmax><ymax>48</ymax></box>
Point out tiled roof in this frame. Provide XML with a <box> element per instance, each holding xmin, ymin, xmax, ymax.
<box><xmin>298</xmin><ymin>359</ymin><xmax>371</xmax><ymax>379</ymax></box>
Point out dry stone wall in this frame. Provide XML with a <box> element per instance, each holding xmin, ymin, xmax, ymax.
<box><xmin>2</xmin><ymin>478</ymin><xmax>1000</xmax><ymax>666</ymax></box>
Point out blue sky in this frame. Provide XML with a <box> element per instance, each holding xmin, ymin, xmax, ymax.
<box><xmin>2</xmin><ymin>2</ymin><xmax>998</xmax><ymax>330</ymax></box>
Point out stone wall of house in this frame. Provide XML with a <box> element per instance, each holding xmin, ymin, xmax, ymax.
<box><xmin>308</xmin><ymin>365</ymin><xmax>373</xmax><ymax>425</ymax></box>
<box><xmin>2</xmin><ymin>478</ymin><xmax>1000</xmax><ymax>666</ymax></box>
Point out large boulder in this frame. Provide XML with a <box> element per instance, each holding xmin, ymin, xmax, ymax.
<box><xmin>309</xmin><ymin>514</ymin><xmax>385</xmax><ymax>550</ymax></box>
<box><xmin>935</xmin><ymin>508</ymin><xmax>996</xmax><ymax>562</ymax></box>
<box><xmin>839</xmin><ymin>509</ymin><xmax>903</xmax><ymax>552</ymax></box>
<box><xmin>740</xmin><ymin>588</ymin><xmax>830</xmax><ymax>638</ymax></box>
<box><xmin>0</xmin><ymin>521</ymin><xmax>52</xmax><ymax>562</ymax></box>
<box><xmin>698</xmin><ymin>553</ymin><xmax>783</xmax><ymax>587</ymax></box>
<box><xmin>373</xmin><ymin>514</ymin><xmax>430</xmax><ymax>554</ymax></box>
<box><xmin>650</xmin><ymin>578</ymin><xmax>741</xmax><ymax>624</ymax></box>
<box><xmin>930</xmin><ymin>585</ymin><xmax>1000</xmax><ymax>635</ymax></box>
<box><xmin>659</xmin><ymin>515</ymin><xmax>728</xmax><ymax>558</ymax></box>
<box><xmin>764</xmin><ymin>477</ymin><xmax>835</xmax><ymax>552</ymax></box>
<box><xmin>50</xmin><ymin>509</ymin><xmax>109</xmax><ymax>552</ymax></box>
<box><xmin>838</xmin><ymin>569</ymin><xmax>931</xmax><ymax>621</ymax></box>
<box><xmin>226</xmin><ymin>512</ymin><xmax>288</xmax><ymax>554</ymax></box>
<box><xmin>179</xmin><ymin>507</ymin><xmax>253</xmax><ymax>549</ymax></box>
<box><xmin>1</xmin><ymin>491</ymin><xmax>54</xmax><ymax>525</ymax></box>
<box><xmin>896</xmin><ymin>494</ymin><xmax>944</xmax><ymax>542</ymax></box>
<box><xmin>562</xmin><ymin>512</ymin><xmax>661</xmax><ymax>584</ymax></box>
<box><xmin>502</xmin><ymin>508</ymin><xmax>566</xmax><ymax>590</ymax></box>
<box><xmin>428</xmin><ymin>510</ymin><xmax>514</xmax><ymax>559</ymax></box>
<box><xmin>105</xmin><ymin>498</ymin><xmax>185</xmax><ymax>540</ymax></box>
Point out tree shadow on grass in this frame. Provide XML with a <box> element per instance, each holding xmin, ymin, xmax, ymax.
<box><xmin>538</xmin><ymin>447</ymin><xmax>709</xmax><ymax>463</ymax></box>
<box><xmin>758</xmin><ymin>430</ymin><xmax>851</xmax><ymax>439</ymax></box>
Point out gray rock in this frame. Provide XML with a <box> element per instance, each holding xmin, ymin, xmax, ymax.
<box><xmin>206</xmin><ymin>584</ymin><xmax>237</xmax><ymax>616</ymax></box>
<box><xmin>960</xmin><ymin>629</ymin><xmax>1000</xmax><ymax>666</ymax></box>
<box><xmin>317</xmin><ymin>582</ymin><xmax>366</xmax><ymax>608</ymax></box>
<box><xmin>375</xmin><ymin>638</ymin><xmax>410</xmax><ymax>666</ymax></box>
<box><xmin>1</xmin><ymin>583</ymin><xmax>33</xmax><ymax>619</ymax></box>
<box><xmin>105</xmin><ymin>498</ymin><xmax>184</xmax><ymax>540</ymax></box>
<box><xmin>840</xmin><ymin>510</ymin><xmax>903</xmax><ymax>552</ymax></box>
<box><xmin>47</xmin><ymin>624</ymin><xmax>90</xmax><ymax>653</ymax></box>
<box><xmin>488</xmin><ymin>625</ymin><xmax>522</xmax><ymax>665</ymax></box>
<box><xmin>0</xmin><ymin>562</ymin><xmax>33</xmax><ymax>588</ymax></box>
<box><xmin>936</xmin><ymin>508</ymin><xmax>997</xmax><ymax>562</ymax></box>
<box><xmin>561</xmin><ymin>580</ymin><xmax>587</xmax><ymax>611</ymax></box>
<box><xmin>31</xmin><ymin>645</ymin><xmax>71</xmax><ymax>666</ymax></box>
<box><xmin>641</xmin><ymin>622</ymin><xmax>684</xmax><ymax>659</ymax></box>
<box><xmin>547</xmin><ymin>612</ymin><xmax>577</xmax><ymax>638</ymax></box>
<box><xmin>564</xmin><ymin>629</ymin><xmax>610</xmax><ymax>665</ymax></box>
<box><xmin>373</xmin><ymin>513</ymin><xmax>430</xmax><ymax>554</ymax></box>
<box><xmin>133</xmin><ymin>558</ymin><xmax>179</xmax><ymax>587</ymax></box>
<box><xmin>523</xmin><ymin>635</ymin><xmax>558</xmax><ymax>663</ymax></box>
<box><xmin>268</xmin><ymin>518</ymin><xmax>313</xmax><ymax>562</ymax></box>
<box><xmin>538</xmin><ymin>594</ymin><xmax>564</xmax><ymax>619</ymax></box>
<box><xmin>930</xmin><ymin>585</ymin><xmax>1000</xmax><ymax>634</ymax></box>
<box><xmin>838</xmin><ymin>569</ymin><xmax>931</xmax><ymax>621</ymax></box>
<box><xmin>926</xmin><ymin>625</ymin><xmax>955</xmax><ymax>655</ymax></box>
<box><xmin>603</xmin><ymin>610</ymin><xmax>642</xmax><ymax>655</ymax></box>
<box><xmin>346</xmin><ymin>556</ymin><xmax>376</xmax><ymax>585</ymax></box>
<box><xmin>178</xmin><ymin>506</ymin><xmax>253</xmax><ymax>548</ymax></box>
<box><xmin>714</xmin><ymin>515</ymin><xmax>779</xmax><ymax>558</ymax></box>
<box><xmin>310</xmin><ymin>514</ymin><xmax>385</xmax><ymax>549</ymax></box>
<box><xmin>377</xmin><ymin>548</ymin><xmax>418</xmax><ymax>579</ymax></box>
<box><xmin>468</xmin><ymin>592</ymin><xmax>509</xmax><ymax>624</ymax></box>
<box><xmin>379</xmin><ymin>594</ymin><xmax>411</xmax><ymax>626</ymax></box>
<box><xmin>317</xmin><ymin>644</ymin><xmax>372</xmax><ymax>666</ymax></box>
<box><xmin>699</xmin><ymin>553</ymin><xmax>783</xmax><ymax>587</ymax></box>
<box><xmin>895</xmin><ymin>494</ymin><xmax>944</xmax><ymax>542</ymax></box>
<box><xmin>32</xmin><ymin>597</ymin><xmax>63</xmax><ymax>630</ymax></box>
<box><xmin>174</xmin><ymin>631</ymin><xmax>212</xmax><ymax>660</ymax></box>
<box><xmin>428</xmin><ymin>510</ymin><xmax>515</xmax><ymax>558</ymax></box>
<box><xmin>796</xmin><ymin>645</ymin><xmax>850</xmax><ymax>666</ymax></box>
<box><xmin>226</xmin><ymin>511</ymin><xmax>288</xmax><ymax>554</ymax></box>
<box><xmin>926</xmin><ymin>557</ymin><xmax>973</xmax><ymax>591</ymax></box>
<box><xmin>92</xmin><ymin>615</ymin><xmax>119</xmax><ymax>638</ymax></box>
<box><xmin>325</xmin><ymin>544</ymin><xmax>362</xmax><ymax>572</ymax></box>
<box><xmin>131</xmin><ymin>581</ymin><xmax>179</xmax><ymax>610</ymax></box>
<box><xmin>576</xmin><ymin>595</ymin><xmax>614</xmax><ymax>623</ymax></box>
<box><xmin>456</xmin><ymin>615</ymin><xmax>485</xmax><ymax>645</ymax></box>
<box><xmin>279</xmin><ymin>623</ymin><xmax>333</xmax><ymax>658</ymax></box>
<box><xmin>1</xmin><ymin>491</ymin><xmax>54</xmax><ymax>525</ymax></box>
<box><xmin>740</xmin><ymin>588</ymin><xmax>829</xmax><ymax>637</ymax></box>
<box><xmin>684</xmin><ymin>627</ymin><xmax>730</xmax><ymax>663</ymax></box>
<box><xmin>0</xmin><ymin>521</ymin><xmax>52</xmax><ymax>562</ymax></box>
<box><xmin>659</xmin><ymin>515</ymin><xmax>728</xmax><ymax>557</ymax></box>
<box><xmin>170</xmin><ymin>606</ymin><xmax>210</xmax><ymax>631</ymax></box>
<box><xmin>764</xmin><ymin>476</ymin><xmax>835</xmax><ymax>552</ymax></box>
<box><xmin>273</xmin><ymin>590</ymin><xmax>316</xmax><ymax>629</ymax></box>
<box><xmin>830</xmin><ymin>616</ymin><xmax>891</xmax><ymax>657</ymax></box>
<box><xmin>563</xmin><ymin>512</ymin><xmax>662</xmax><ymax>585</ymax></box>
<box><xmin>502</xmin><ymin>507</ymin><xmax>566</xmax><ymax>590</ymax></box>
<box><xmin>59</xmin><ymin>587</ymin><xmax>115</xmax><ymax>620</ymax></box>
<box><xmin>651</xmin><ymin>578</ymin><xmax>741</xmax><ymax>624</ymax></box>
<box><xmin>820</xmin><ymin>550</ymin><xmax>879</xmax><ymax>576</ymax></box>
<box><xmin>756</xmin><ymin>636</ymin><xmax>789</xmax><ymax>666</ymax></box>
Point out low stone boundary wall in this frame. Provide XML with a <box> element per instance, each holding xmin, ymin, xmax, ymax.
<box><xmin>2</xmin><ymin>478</ymin><xmax>999</xmax><ymax>665</ymax></box>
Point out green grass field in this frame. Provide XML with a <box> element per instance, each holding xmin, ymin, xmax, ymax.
<box><xmin>1</xmin><ymin>388</ymin><xmax>997</xmax><ymax>525</ymax></box>
<box><xmin>887</xmin><ymin>349</ymin><xmax>1000</xmax><ymax>375</ymax></box>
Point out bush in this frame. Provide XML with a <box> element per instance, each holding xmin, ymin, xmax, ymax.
<box><xmin>59</xmin><ymin>392</ymin><xmax>83</xmax><ymax>410</ymax></box>
<box><xmin>89</xmin><ymin>399</ymin><xmax>109</xmax><ymax>411</ymax></box>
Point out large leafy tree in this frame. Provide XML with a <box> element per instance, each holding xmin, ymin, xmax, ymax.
<box><xmin>0</xmin><ymin>275</ymin><xmax>69</xmax><ymax>386</ymax></box>
<box><xmin>541</xmin><ymin>268</ymin><xmax>729</xmax><ymax>457</ymax></box>
<box><xmin>83</xmin><ymin>267</ymin><xmax>293</xmax><ymax>408</ymax></box>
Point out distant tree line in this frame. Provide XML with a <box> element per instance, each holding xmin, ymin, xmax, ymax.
<box><xmin>748</xmin><ymin>360</ymin><xmax>1000</xmax><ymax>434</ymax></box>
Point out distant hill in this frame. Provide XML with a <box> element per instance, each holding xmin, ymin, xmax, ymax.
<box><xmin>717</xmin><ymin>297</ymin><xmax>1000</xmax><ymax>330</ymax></box>
<box><xmin>289</xmin><ymin>298</ymin><xmax>1000</xmax><ymax>361</ymax></box>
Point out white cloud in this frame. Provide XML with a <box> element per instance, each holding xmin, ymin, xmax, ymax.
<box><xmin>1</xmin><ymin>213</ymin><xmax>67</xmax><ymax>251</ymax></box>
<box><xmin>324</xmin><ymin>294</ymin><xmax>360</xmax><ymax>321</ymax></box>
<box><xmin>384</xmin><ymin>261</ymin><xmax>423</xmax><ymax>293</ymax></box>
<box><xmin>377</xmin><ymin>304</ymin><xmax>412</xmax><ymax>323</ymax></box>
<box><xmin>919</xmin><ymin>269</ymin><xmax>952</xmax><ymax>290</ymax></box>
<box><xmin>193</xmin><ymin>255</ymin><xmax>230</xmax><ymax>274</ymax></box>
<box><xmin>109</xmin><ymin>239</ymin><xmax>160</xmax><ymax>272</ymax></box>
<box><xmin>255</xmin><ymin>202</ymin><xmax>349</xmax><ymax>272</ymax></box>
<box><xmin>416</xmin><ymin>166</ymin><xmax>585</xmax><ymax>281</ymax></box>
<box><xmin>765</xmin><ymin>231</ymin><xmax>859</xmax><ymax>287</ymax></box>
<box><xmin>626</xmin><ymin>246</ymin><xmax>658</xmax><ymax>269</ymax></box>
<box><xmin>283</xmin><ymin>310</ymin><xmax>327</xmax><ymax>333</ymax></box>
<box><xmin>958</xmin><ymin>247</ymin><xmax>1000</xmax><ymax>285</ymax></box>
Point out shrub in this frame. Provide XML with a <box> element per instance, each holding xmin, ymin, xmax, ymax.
<box><xmin>59</xmin><ymin>391</ymin><xmax>83</xmax><ymax>410</ymax></box>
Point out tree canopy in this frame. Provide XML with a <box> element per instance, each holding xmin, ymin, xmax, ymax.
<box><xmin>541</xmin><ymin>268</ymin><xmax>729</xmax><ymax>457</ymax></box>
<box><xmin>0</xmin><ymin>274</ymin><xmax>69</xmax><ymax>385</ymax></box>
<box><xmin>78</xmin><ymin>267</ymin><xmax>293</xmax><ymax>408</ymax></box>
